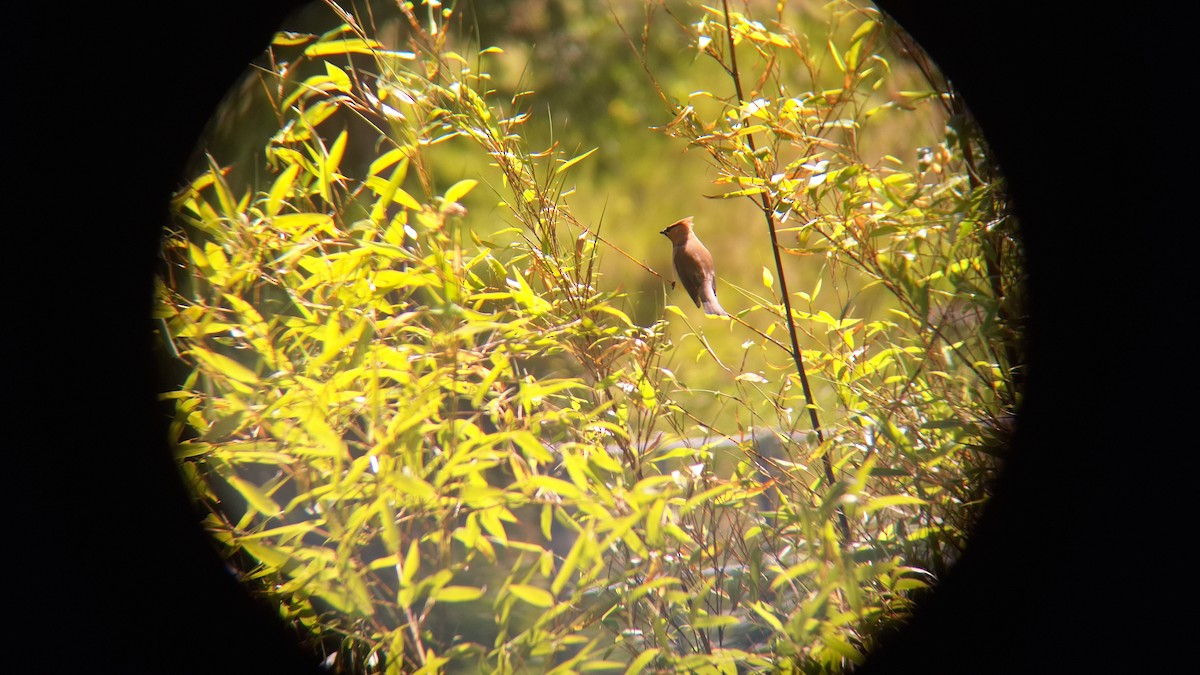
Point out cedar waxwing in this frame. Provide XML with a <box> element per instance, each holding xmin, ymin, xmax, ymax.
<box><xmin>660</xmin><ymin>216</ymin><xmax>728</xmax><ymax>316</ymax></box>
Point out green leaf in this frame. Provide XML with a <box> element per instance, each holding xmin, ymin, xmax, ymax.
<box><xmin>628</xmin><ymin>576</ymin><xmax>681</xmax><ymax>603</ymax></box>
<box><xmin>313</xmin><ymin>575</ymin><xmax>372</xmax><ymax>618</ymax></box>
<box><xmin>400</xmin><ymin>539</ymin><xmax>420</xmax><ymax>587</ymax></box>
<box><xmin>693</xmin><ymin>614</ymin><xmax>740</xmax><ymax>630</ymax></box>
<box><xmin>589</xmin><ymin>304</ymin><xmax>634</xmax><ymax>327</ymax></box>
<box><xmin>771</xmin><ymin>561</ymin><xmax>820</xmax><ymax>590</ymax></box>
<box><xmin>300</xmin><ymin>414</ymin><xmax>349</xmax><ymax>460</ymax></box>
<box><xmin>360</xmin><ymin>240</ymin><xmax>409</xmax><ymax>260</ymax></box>
<box><xmin>624</xmin><ymin>649</ymin><xmax>661</xmax><ymax>675</ymax></box>
<box><xmin>372</xmin><ymin>269</ymin><xmax>436</xmax><ymax>290</ymax></box>
<box><xmin>540</xmin><ymin>503</ymin><xmax>553</xmax><ymax>542</ymax></box>
<box><xmin>377</xmin><ymin>499</ymin><xmax>400</xmax><ymax>555</ymax></box>
<box><xmin>645</xmin><ymin>498</ymin><xmax>665</xmax><ymax>547</ymax></box>
<box><xmin>225</xmin><ymin>474</ymin><xmax>282</xmax><ymax>517</ymax></box>
<box><xmin>827</xmin><ymin>38</ymin><xmax>846</xmax><ymax>73</ymax></box>
<box><xmin>508</xmin><ymin>583</ymin><xmax>554</xmax><ymax>608</ymax></box>
<box><xmin>282</xmin><ymin>100</ymin><xmax>336</xmax><ymax>141</ymax></box>
<box><xmin>174</xmin><ymin>441</ymin><xmax>213</xmax><ymax>459</ymax></box>
<box><xmin>558</xmin><ymin>147</ymin><xmax>598</xmax><ymax>173</ymax></box>
<box><xmin>822</xmin><ymin>634</ymin><xmax>864</xmax><ymax>663</ymax></box>
<box><xmin>551</xmin><ymin>526</ymin><xmax>589</xmax><ymax>595</ymax></box>
<box><xmin>520</xmin><ymin>475</ymin><xmax>581</xmax><ymax>499</ymax></box>
<box><xmin>846</xmin><ymin>18</ymin><xmax>877</xmax><ymax>71</ymax></box>
<box><xmin>202</xmin><ymin>410</ymin><xmax>245</xmax><ymax>441</ymax></box>
<box><xmin>681</xmin><ymin>483</ymin><xmax>735</xmax><ymax>514</ymax></box>
<box><xmin>432</xmin><ymin>585</ymin><xmax>486</xmax><ymax>602</ymax></box>
<box><xmin>240</xmin><ymin>541</ymin><xmax>301</xmax><ymax>574</ymax></box>
<box><xmin>863</xmin><ymin>494</ymin><xmax>927</xmax><ymax>514</ymax></box>
<box><xmin>581</xmin><ymin>661</ymin><xmax>628</xmax><ymax>671</ymax></box>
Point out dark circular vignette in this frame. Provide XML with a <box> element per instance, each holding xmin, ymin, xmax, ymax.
<box><xmin>27</xmin><ymin>1</ymin><xmax>1156</xmax><ymax>672</ymax></box>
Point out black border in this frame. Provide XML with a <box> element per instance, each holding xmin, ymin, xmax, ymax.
<box><xmin>17</xmin><ymin>2</ymin><xmax>1160</xmax><ymax>672</ymax></box>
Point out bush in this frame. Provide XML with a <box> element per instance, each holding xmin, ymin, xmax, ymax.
<box><xmin>156</xmin><ymin>1</ymin><xmax>1022</xmax><ymax>671</ymax></box>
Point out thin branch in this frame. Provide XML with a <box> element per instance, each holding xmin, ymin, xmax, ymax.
<box><xmin>718</xmin><ymin>0</ymin><xmax>850</xmax><ymax>541</ymax></box>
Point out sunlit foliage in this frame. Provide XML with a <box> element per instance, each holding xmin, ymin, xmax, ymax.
<box><xmin>156</xmin><ymin>1</ymin><xmax>1022</xmax><ymax>671</ymax></box>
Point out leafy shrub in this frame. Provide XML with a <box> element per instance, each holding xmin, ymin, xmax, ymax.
<box><xmin>156</xmin><ymin>1</ymin><xmax>1022</xmax><ymax>672</ymax></box>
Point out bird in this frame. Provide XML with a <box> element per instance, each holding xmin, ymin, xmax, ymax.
<box><xmin>660</xmin><ymin>216</ymin><xmax>728</xmax><ymax>316</ymax></box>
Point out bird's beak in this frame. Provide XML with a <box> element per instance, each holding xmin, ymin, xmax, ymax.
<box><xmin>659</xmin><ymin>228</ymin><xmax>668</xmax><ymax>235</ymax></box>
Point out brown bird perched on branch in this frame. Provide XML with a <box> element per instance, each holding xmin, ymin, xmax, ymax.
<box><xmin>660</xmin><ymin>216</ymin><xmax>728</xmax><ymax>316</ymax></box>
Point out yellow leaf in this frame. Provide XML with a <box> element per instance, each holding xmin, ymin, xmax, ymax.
<box><xmin>374</xmin><ymin>269</ymin><xmax>436</xmax><ymax>289</ymax></box>
<box><xmin>187</xmin><ymin>242</ymin><xmax>209</xmax><ymax>269</ymax></box>
<box><xmin>204</xmin><ymin>157</ymin><xmax>237</xmax><ymax>220</ymax></box>
<box><xmin>300</xmin><ymin>414</ymin><xmax>349</xmax><ymax>459</ymax></box>
<box><xmin>645</xmin><ymin>498</ymin><xmax>665</xmax><ymax>547</ymax></box>
<box><xmin>368</xmin><ymin>148</ymin><xmax>409</xmax><ymax>177</ymax></box>
<box><xmin>304</xmin><ymin>38</ymin><xmax>383</xmax><ymax>57</ymax></box>
<box><xmin>271</xmin><ymin>31</ymin><xmax>314</xmax><ymax>47</ymax></box>
<box><xmin>174</xmin><ymin>441</ymin><xmax>212</xmax><ymax>459</ymax></box>
<box><xmin>266</xmin><ymin>162</ymin><xmax>300</xmax><ymax>217</ymax></box>
<box><xmin>552</xmin><ymin>525</ymin><xmax>591</xmax><ymax>595</ymax></box>
<box><xmin>240</xmin><ymin>541</ymin><xmax>297</xmax><ymax>572</ymax></box>
<box><xmin>520</xmin><ymin>475</ymin><xmax>581</xmax><ymax>499</ymax></box>
<box><xmin>443</xmin><ymin>178</ymin><xmax>478</xmax><ymax>205</ymax></box>
<box><xmin>323</xmin><ymin>62</ymin><xmax>351</xmax><ymax>93</ymax></box>
<box><xmin>478</xmin><ymin>507</ymin><xmax>509</xmax><ymax>545</ymax></box>
<box><xmin>273</xmin><ymin>213</ymin><xmax>335</xmax><ymax>238</ymax></box>
<box><xmin>748</xmin><ymin>601</ymin><xmax>786</xmax><ymax>633</ymax></box>
<box><xmin>589</xmin><ymin>304</ymin><xmax>634</xmax><ymax>327</ymax></box>
<box><xmin>511</xmin><ymin>432</ymin><xmax>555</xmax><ymax>464</ymax></box>
<box><xmin>400</xmin><ymin>539</ymin><xmax>420</xmax><ymax>587</ymax></box>
<box><xmin>393</xmin><ymin>187</ymin><xmax>423</xmax><ymax>211</ymax></box>
<box><xmin>191</xmin><ymin>349</ymin><xmax>257</xmax><ymax>384</ymax></box>
<box><xmin>827</xmin><ymin>39</ymin><xmax>846</xmax><ymax>73</ymax></box>
<box><xmin>378</xmin><ymin>499</ymin><xmax>400</xmax><ymax>554</ymax></box>
<box><xmin>226</xmin><ymin>475</ymin><xmax>282</xmax><ymax>517</ymax></box>
<box><xmin>320</xmin><ymin>129</ymin><xmax>348</xmax><ymax>202</ymax></box>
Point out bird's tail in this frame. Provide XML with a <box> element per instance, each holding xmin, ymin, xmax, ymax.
<box><xmin>702</xmin><ymin>297</ymin><xmax>729</xmax><ymax>317</ymax></box>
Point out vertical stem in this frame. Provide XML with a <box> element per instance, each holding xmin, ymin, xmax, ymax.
<box><xmin>720</xmin><ymin>0</ymin><xmax>850</xmax><ymax>541</ymax></box>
